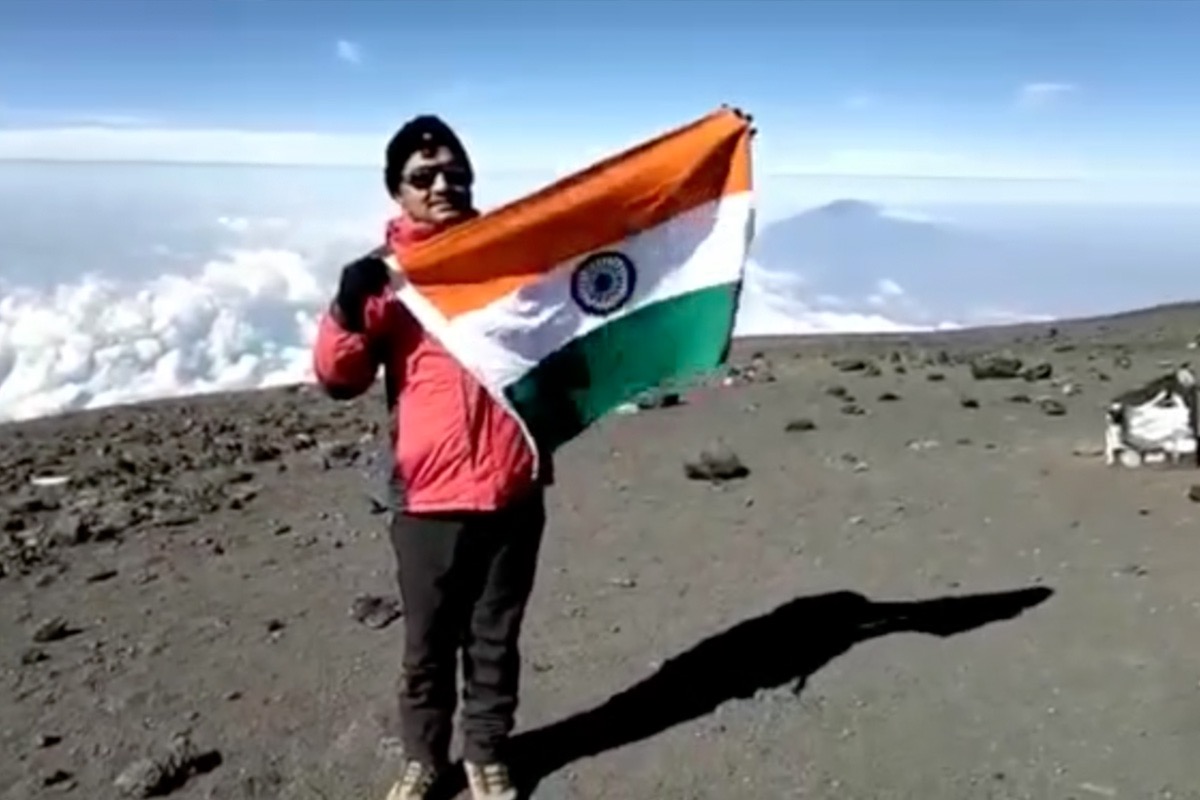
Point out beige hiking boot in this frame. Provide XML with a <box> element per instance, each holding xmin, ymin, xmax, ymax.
<box><xmin>464</xmin><ymin>761</ymin><xmax>518</xmax><ymax>800</ymax></box>
<box><xmin>384</xmin><ymin>759</ymin><xmax>439</xmax><ymax>800</ymax></box>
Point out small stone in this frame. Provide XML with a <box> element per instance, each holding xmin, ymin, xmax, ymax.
<box><xmin>21</xmin><ymin>648</ymin><xmax>49</xmax><ymax>665</ymax></box>
<box><xmin>960</xmin><ymin>397</ymin><xmax>980</xmax><ymax>409</ymax></box>
<box><xmin>32</xmin><ymin>617</ymin><xmax>71</xmax><ymax>643</ymax></box>
<box><xmin>831</xmin><ymin>358</ymin><xmax>872</xmax><ymax>373</ymax></box>
<box><xmin>784</xmin><ymin>417</ymin><xmax>817</xmax><ymax>432</ymax></box>
<box><xmin>635</xmin><ymin>389</ymin><xmax>683</xmax><ymax>410</ymax></box>
<box><xmin>48</xmin><ymin>512</ymin><xmax>90</xmax><ymax>547</ymax></box>
<box><xmin>114</xmin><ymin>758</ymin><xmax>163</xmax><ymax>798</ymax></box>
<box><xmin>684</xmin><ymin>442</ymin><xmax>749</xmax><ymax>482</ymax></box>
<box><xmin>349</xmin><ymin>595</ymin><xmax>403</xmax><ymax>630</ymax></box>
<box><xmin>926</xmin><ymin>372</ymin><xmax>945</xmax><ymax>382</ymax></box>
<box><xmin>36</xmin><ymin>733</ymin><xmax>62</xmax><ymax>748</ymax></box>
<box><xmin>971</xmin><ymin>354</ymin><xmax>1023</xmax><ymax>380</ymax></box>
<box><xmin>1021</xmin><ymin>362</ymin><xmax>1053</xmax><ymax>381</ymax></box>
<box><xmin>42</xmin><ymin>769</ymin><xmax>72</xmax><ymax>787</ymax></box>
<box><xmin>1186</xmin><ymin>485</ymin><xmax>1200</xmax><ymax>503</ymax></box>
<box><xmin>878</xmin><ymin>392</ymin><xmax>901</xmax><ymax>402</ymax></box>
<box><xmin>1039</xmin><ymin>398</ymin><xmax>1068</xmax><ymax>416</ymax></box>
<box><xmin>840</xmin><ymin>403</ymin><xmax>865</xmax><ymax>416</ymax></box>
<box><xmin>113</xmin><ymin>731</ymin><xmax>218</xmax><ymax>798</ymax></box>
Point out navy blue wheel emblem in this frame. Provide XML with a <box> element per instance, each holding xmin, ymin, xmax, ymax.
<box><xmin>570</xmin><ymin>251</ymin><xmax>637</xmax><ymax>316</ymax></box>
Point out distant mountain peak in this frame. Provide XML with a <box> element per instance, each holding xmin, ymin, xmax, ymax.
<box><xmin>811</xmin><ymin>199</ymin><xmax>883</xmax><ymax>218</ymax></box>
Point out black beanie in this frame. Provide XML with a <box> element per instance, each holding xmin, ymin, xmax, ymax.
<box><xmin>383</xmin><ymin>115</ymin><xmax>474</xmax><ymax>195</ymax></box>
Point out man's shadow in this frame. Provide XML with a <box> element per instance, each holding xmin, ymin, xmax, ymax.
<box><xmin>434</xmin><ymin>585</ymin><xmax>1053</xmax><ymax>799</ymax></box>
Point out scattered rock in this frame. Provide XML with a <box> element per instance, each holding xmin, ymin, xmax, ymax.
<box><xmin>113</xmin><ymin>732</ymin><xmax>221</xmax><ymax>798</ymax></box>
<box><xmin>830</xmin><ymin>358</ymin><xmax>874</xmax><ymax>373</ymax></box>
<box><xmin>318</xmin><ymin>440</ymin><xmax>362</xmax><ymax>470</ymax></box>
<box><xmin>32</xmin><ymin>616</ymin><xmax>72</xmax><ymax>643</ymax></box>
<box><xmin>926</xmin><ymin>372</ymin><xmax>946</xmax><ymax>382</ymax></box>
<box><xmin>21</xmin><ymin>647</ymin><xmax>49</xmax><ymax>665</ymax></box>
<box><xmin>634</xmin><ymin>389</ymin><xmax>682</xmax><ymax>411</ymax></box>
<box><xmin>784</xmin><ymin>418</ymin><xmax>817</xmax><ymax>432</ymax></box>
<box><xmin>838</xmin><ymin>453</ymin><xmax>870</xmax><ymax>473</ymax></box>
<box><xmin>878</xmin><ymin>392</ymin><xmax>901</xmax><ymax>402</ymax></box>
<box><xmin>243</xmin><ymin>440</ymin><xmax>282</xmax><ymax>463</ymax></box>
<box><xmin>1021</xmin><ymin>362</ymin><xmax>1053</xmax><ymax>381</ymax></box>
<box><xmin>1072</xmin><ymin>443</ymin><xmax>1105</xmax><ymax>458</ymax></box>
<box><xmin>1038</xmin><ymin>398</ymin><xmax>1068</xmax><ymax>417</ymax></box>
<box><xmin>35</xmin><ymin>733</ymin><xmax>62</xmax><ymax>748</ymax></box>
<box><xmin>1006</xmin><ymin>393</ymin><xmax>1032</xmax><ymax>404</ymax></box>
<box><xmin>349</xmin><ymin>595</ymin><xmax>403</xmax><ymax>630</ymax></box>
<box><xmin>1187</xmin><ymin>485</ymin><xmax>1200</xmax><ymax>503</ymax></box>
<box><xmin>825</xmin><ymin>385</ymin><xmax>851</xmax><ymax>399</ymax></box>
<box><xmin>42</xmin><ymin>769</ymin><xmax>73</xmax><ymax>788</ymax></box>
<box><xmin>725</xmin><ymin>353</ymin><xmax>775</xmax><ymax>385</ymax></box>
<box><xmin>960</xmin><ymin>397</ymin><xmax>980</xmax><ymax>409</ymax></box>
<box><xmin>47</xmin><ymin>512</ymin><xmax>90</xmax><ymax>547</ymax></box>
<box><xmin>684</xmin><ymin>442</ymin><xmax>749</xmax><ymax>482</ymax></box>
<box><xmin>971</xmin><ymin>354</ymin><xmax>1024</xmax><ymax>380</ymax></box>
<box><xmin>840</xmin><ymin>403</ymin><xmax>866</xmax><ymax>416</ymax></box>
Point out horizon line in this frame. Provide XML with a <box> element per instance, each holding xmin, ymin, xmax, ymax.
<box><xmin>0</xmin><ymin>157</ymin><xmax>1100</xmax><ymax>184</ymax></box>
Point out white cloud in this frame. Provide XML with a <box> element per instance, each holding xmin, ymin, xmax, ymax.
<box><xmin>0</xmin><ymin>123</ymin><xmax>1104</xmax><ymax>180</ymax></box>
<box><xmin>0</xmin><ymin>245</ymin><xmax>327</xmax><ymax>421</ymax></box>
<box><xmin>0</xmin><ymin>218</ymin><xmax>939</xmax><ymax>422</ymax></box>
<box><xmin>0</xmin><ymin>126</ymin><xmax>382</xmax><ymax>166</ymax></box>
<box><xmin>0</xmin><ymin>104</ymin><xmax>155</xmax><ymax>128</ymax></box>
<box><xmin>735</xmin><ymin>260</ymin><xmax>938</xmax><ymax>337</ymax></box>
<box><xmin>769</xmin><ymin>147</ymin><xmax>1090</xmax><ymax>180</ymax></box>
<box><xmin>336</xmin><ymin>39</ymin><xmax>362</xmax><ymax>65</ymax></box>
<box><xmin>1016</xmin><ymin>81</ymin><xmax>1078</xmax><ymax>110</ymax></box>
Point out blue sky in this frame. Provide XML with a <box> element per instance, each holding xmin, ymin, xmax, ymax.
<box><xmin>2</xmin><ymin>0</ymin><xmax>1199</xmax><ymax>180</ymax></box>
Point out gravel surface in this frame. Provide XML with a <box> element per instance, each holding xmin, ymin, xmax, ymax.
<box><xmin>4</xmin><ymin>305</ymin><xmax>1200</xmax><ymax>799</ymax></box>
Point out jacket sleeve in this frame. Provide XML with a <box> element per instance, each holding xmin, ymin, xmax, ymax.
<box><xmin>312</xmin><ymin>294</ymin><xmax>401</xmax><ymax>400</ymax></box>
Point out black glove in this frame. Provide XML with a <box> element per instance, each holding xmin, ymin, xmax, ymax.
<box><xmin>333</xmin><ymin>255</ymin><xmax>391</xmax><ymax>333</ymax></box>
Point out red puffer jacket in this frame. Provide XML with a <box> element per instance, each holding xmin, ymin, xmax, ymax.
<box><xmin>311</xmin><ymin>217</ymin><xmax>537</xmax><ymax>513</ymax></box>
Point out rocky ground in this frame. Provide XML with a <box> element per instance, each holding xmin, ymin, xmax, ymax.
<box><xmin>5</xmin><ymin>304</ymin><xmax>1200</xmax><ymax>799</ymax></box>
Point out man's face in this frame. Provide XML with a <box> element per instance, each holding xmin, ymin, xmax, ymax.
<box><xmin>395</xmin><ymin>145</ymin><xmax>474</xmax><ymax>226</ymax></box>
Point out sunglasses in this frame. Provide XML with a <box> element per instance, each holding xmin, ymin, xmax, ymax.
<box><xmin>402</xmin><ymin>165</ymin><xmax>471</xmax><ymax>191</ymax></box>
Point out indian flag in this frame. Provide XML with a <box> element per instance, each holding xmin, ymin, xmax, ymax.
<box><xmin>389</xmin><ymin>107</ymin><xmax>754</xmax><ymax>470</ymax></box>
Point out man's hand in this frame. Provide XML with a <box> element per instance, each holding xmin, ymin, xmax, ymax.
<box><xmin>721</xmin><ymin>104</ymin><xmax>757</xmax><ymax>137</ymax></box>
<box><xmin>334</xmin><ymin>256</ymin><xmax>391</xmax><ymax>333</ymax></box>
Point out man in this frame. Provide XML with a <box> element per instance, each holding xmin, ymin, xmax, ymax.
<box><xmin>312</xmin><ymin>115</ymin><xmax>544</xmax><ymax>800</ymax></box>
